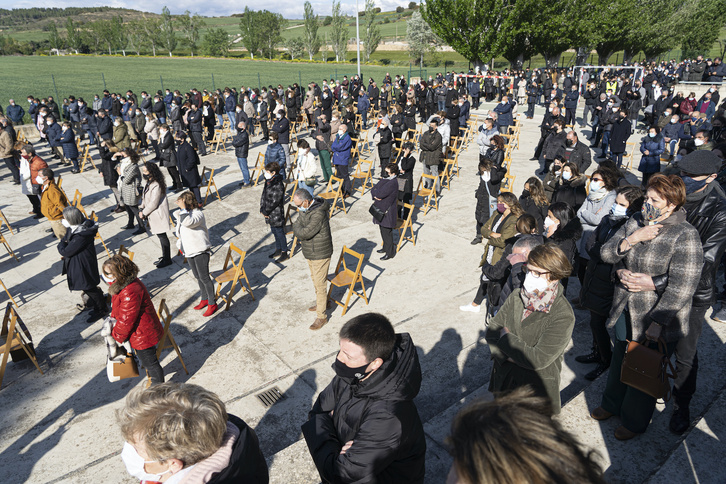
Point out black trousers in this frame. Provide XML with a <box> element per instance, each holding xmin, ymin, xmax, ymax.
<box><xmin>261</xmin><ymin>120</ymin><xmax>269</xmax><ymax>140</ymax></box>
<box><xmin>380</xmin><ymin>226</ymin><xmax>395</xmax><ymax>257</ymax></box>
<box><xmin>150</xmin><ymin>139</ymin><xmax>160</xmax><ymax>160</ymax></box>
<box><xmin>27</xmin><ymin>194</ymin><xmax>41</xmax><ymax>214</ymax></box>
<box><xmin>379</xmin><ymin>157</ymin><xmax>389</xmax><ymax>177</ymax></box>
<box><xmin>588</xmin><ymin>311</ymin><xmax>612</xmax><ymax>365</ymax></box>
<box><xmin>167</xmin><ymin>166</ymin><xmax>183</xmax><ymax>190</ymax></box>
<box><xmin>190</xmin><ymin>130</ymin><xmax>207</xmax><ymax>155</ymax></box>
<box><xmin>84</xmin><ymin>286</ymin><xmax>108</xmax><ymax>313</ymax></box>
<box><xmin>474</xmin><ymin>279</ymin><xmax>488</xmax><ymax>305</ymax></box>
<box><xmin>673</xmin><ymin>304</ymin><xmax>706</xmax><ymax>407</ymax></box>
<box><xmin>2</xmin><ymin>157</ymin><xmax>19</xmax><ymax>183</ymax></box>
<box><xmin>125</xmin><ymin>205</ymin><xmax>145</xmax><ymax>229</ymax></box>
<box><xmin>335</xmin><ymin>164</ymin><xmax>352</xmax><ymax>196</ymax></box>
<box><xmin>157</xmin><ymin>233</ymin><xmax>171</xmax><ymax>261</ymax></box>
<box><xmin>135</xmin><ymin>346</ymin><xmax>164</xmax><ymax>385</ymax></box>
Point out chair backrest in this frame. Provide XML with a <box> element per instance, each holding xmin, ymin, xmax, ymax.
<box><xmin>326</xmin><ymin>176</ymin><xmax>344</xmax><ymax>193</ymax></box>
<box><xmin>354</xmin><ymin>159</ymin><xmax>373</xmax><ymax>176</ymax></box>
<box><xmin>223</xmin><ymin>243</ymin><xmax>247</xmax><ymax>274</ymax></box>
<box><xmin>338</xmin><ymin>246</ymin><xmax>365</xmax><ymax>277</ymax></box>
<box><xmin>202</xmin><ymin>166</ymin><xmax>214</xmax><ymax>184</ymax></box>
<box><xmin>118</xmin><ymin>244</ymin><xmax>134</xmax><ymax>261</ymax></box>
<box><xmin>72</xmin><ymin>189</ymin><xmax>82</xmax><ymax>207</ymax></box>
<box><xmin>421</xmin><ymin>173</ymin><xmax>438</xmax><ymax>184</ymax></box>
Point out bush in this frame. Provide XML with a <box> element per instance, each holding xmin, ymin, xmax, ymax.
<box><xmin>408</xmin><ymin>1</ymin><xmax>417</xmax><ymax>9</ymax></box>
<box><xmin>396</xmin><ymin>6</ymin><xmax>404</xmax><ymax>13</ymax></box>
<box><xmin>383</xmin><ymin>18</ymin><xmax>390</xmax><ymax>23</ymax></box>
<box><xmin>323</xmin><ymin>16</ymin><xmax>332</xmax><ymax>26</ymax></box>
<box><xmin>374</xmin><ymin>7</ymin><xmax>381</xmax><ymax>13</ymax></box>
<box><xmin>380</xmin><ymin>58</ymin><xmax>391</xmax><ymax>65</ymax></box>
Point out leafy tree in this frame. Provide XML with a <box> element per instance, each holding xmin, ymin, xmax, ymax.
<box><xmin>111</xmin><ymin>15</ymin><xmax>127</xmax><ymax>56</ymax></box>
<box><xmin>47</xmin><ymin>20</ymin><xmax>64</xmax><ymax>52</ymax></box>
<box><xmin>139</xmin><ymin>16</ymin><xmax>161</xmax><ymax>56</ymax></box>
<box><xmin>258</xmin><ymin>10</ymin><xmax>286</xmax><ymax>59</ymax></box>
<box><xmin>362</xmin><ymin>0</ymin><xmax>381</xmax><ymax>62</ymax></box>
<box><xmin>285</xmin><ymin>37</ymin><xmax>306</xmax><ymax>60</ymax></box>
<box><xmin>178</xmin><ymin>10</ymin><xmax>206</xmax><ymax>57</ymax></box>
<box><xmin>523</xmin><ymin>0</ymin><xmax>584</xmax><ymax>68</ymax></box>
<box><xmin>406</xmin><ymin>11</ymin><xmax>439</xmax><ymax>66</ymax></box>
<box><xmin>203</xmin><ymin>27</ymin><xmax>231</xmax><ymax>57</ymax></box>
<box><xmin>239</xmin><ymin>7</ymin><xmax>262</xmax><ymax>59</ymax></box>
<box><xmin>331</xmin><ymin>0</ymin><xmax>349</xmax><ymax>62</ymax></box>
<box><xmin>303</xmin><ymin>1</ymin><xmax>321</xmax><ymax>60</ymax></box>
<box><xmin>408</xmin><ymin>1</ymin><xmax>418</xmax><ymax>8</ymax></box>
<box><xmin>396</xmin><ymin>6</ymin><xmax>405</xmax><ymax>13</ymax></box>
<box><xmin>126</xmin><ymin>20</ymin><xmax>145</xmax><ymax>55</ymax></box>
<box><xmin>587</xmin><ymin>0</ymin><xmax>638</xmax><ymax>64</ymax></box>
<box><xmin>160</xmin><ymin>6</ymin><xmax>177</xmax><ymax>57</ymax></box>
<box><xmin>65</xmin><ymin>18</ymin><xmax>86</xmax><ymax>54</ymax></box>
<box><xmin>679</xmin><ymin>0</ymin><xmax>725</xmax><ymax>59</ymax></box>
<box><xmin>323</xmin><ymin>16</ymin><xmax>333</xmax><ymax>26</ymax></box>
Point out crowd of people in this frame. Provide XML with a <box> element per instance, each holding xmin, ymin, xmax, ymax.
<box><xmin>2</xmin><ymin>59</ymin><xmax>726</xmax><ymax>483</ymax></box>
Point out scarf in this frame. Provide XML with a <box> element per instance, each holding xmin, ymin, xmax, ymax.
<box><xmin>520</xmin><ymin>282</ymin><xmax>559</xmax><ymax>321</ymax></box>
<box><xmin>587</xmin><ymin>187</ymin><xmax>609</xmax><ymax>202</ymax></box>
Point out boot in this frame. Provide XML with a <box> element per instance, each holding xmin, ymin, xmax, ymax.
<box><xmin>669</xmin><ymin>403</ymin><xmax>691</xmax><ymax>434</ymax></box>
<box><xmin>194</xmin><ymin>299</ymin><xmax>208</xmax><ymax>310</ymax></box>
<box><xmin>203</xmin><ymin>303</ymin><xmax>219</xmax><ymax>317</ymax></box>
<box><xmin>575</xmin><ymin>348</ymin><xmax>600</xmax><ymax>364</ymax></box>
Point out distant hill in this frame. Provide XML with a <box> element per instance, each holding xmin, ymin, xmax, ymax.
<box><xmin>0</xmin><ymin>7</ymin><xmax>157</xmax><ymax>31</ymax></box>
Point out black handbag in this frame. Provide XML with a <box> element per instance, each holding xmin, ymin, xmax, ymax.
<box><xmin>369</xmin><ymin>203</ymin><xmax>387</xmax><ymax>223</ymax></box>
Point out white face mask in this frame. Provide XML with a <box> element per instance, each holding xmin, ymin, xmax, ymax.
<box><xmin>121</xmin><ymin>442</ymin><xmax>171</xmax><ymax>482</ymax></box>
<box><xmin>611</xmin><ymin>203</ymin><xmax>627</xmax><ymax>217</ymax></box>
<box><xmin>481</xmin><ymin>172</ymin><xmax>491</xmax><ymax>182</ymax></box>
<box><xmin>267</xmin><ymin>139</ymin><xmax>274</xmax><ymax>145</ymax></box>
<box><xmin>338</xmin><ymin>130</ymin><xmax>346</xmax><ymax>136</ymax></box>
<box><xmin>101</xmin><ymin>273</ymin><xmax>115</xmax><ymax>284</ymax></box>
<box><xmin>61</xmin><ymin>219</ymin><xmax>71</xmax><ymax>228</ymax></box>
<box><xmin>694</xmin><ymin>138</ymin><xmax>704</xmax><ymax>146</ymax></box>
<box><xmin>544</xmin><ymin>216</ymin><xmax>558</xmax><ymax>230</ymax></box>
<box><xmin>264</xmin><ymin>172</ymin><xmax>273</xmax><ymax>180</ymax></box>
<box><xmin>589</xmin><ymin>180</ymin><xmax>602</xmax><ymax>192</ymax></box>
<box><xmin>523</xmin><ymin>272</ymin><xmax>550</xmax><ymax>294</ymax></box>
<box><xmin>562</xmin><ymin>171</ymin><xmax>572</xmax><ymax>180</ymax></box>
<box><xmin>36</xmin><ymin>175</ymin><xmax>46</xmax><ymax>184</ymax></box>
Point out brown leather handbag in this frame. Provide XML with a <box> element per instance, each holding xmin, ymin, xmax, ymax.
<box><xmin>621</xmin><ymin>337</ymin><xmax>677</xmax><ymax>401</ymax></box>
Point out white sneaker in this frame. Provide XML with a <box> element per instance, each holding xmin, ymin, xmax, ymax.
<box><xmin>459</xmin><ymin>303</ymin><xmax>481</xmax><ymax>313</ymax></box>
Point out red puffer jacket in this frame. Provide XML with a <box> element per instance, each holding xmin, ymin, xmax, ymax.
<box><xmin>111</xmin><ymin>279</ymin><xmax>163</xmax><ymax>351</ymax></box>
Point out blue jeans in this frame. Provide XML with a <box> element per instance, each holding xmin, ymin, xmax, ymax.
<box><xmin>601</xmin><ymin>130</ymin><xmax>612</xmax><ymax>157</ymax></box>
<box><xmin>226</xmin><ymin>111</ymin><xmax>236</xmax><ymax>128</ymax></box>
<box><xmin>158</xmin><ymin>117</ymin><xmax>166</xmax><ymax>125</ymax></box>
<box><xmin>359</xmin><ymin>111</ymin><xmax>367</xmax><ymax>128</ymax></box>
<box><xmin>270</xmin><ymin>226</ymin><xmax>287</xmax><ymax>252</ymax></box>
<box><xmin>217</xmin><ymin>114</ymin><xmax>225</xmax><ymax>128</ymax></box>
<box><xmin>613</xmin><ymin>152</ymin><xmax>624</xmax><ymax>167</ymax></box>
<box><xmin>438</xmin><ymin>100</ymin><xmax>446</xmax><ymax>111</ymax></box>
<box><xmin>668</xmin><ymin>139</ymin><xmax>678</xmax><ymax>156</ymax></box>
<box><xmin>298</xmin><ymin>180</ymin><xmax>314</xmax><ymax>196</ymax></box>
<box><xmin>237</xmin><ymin>157</ymin><xmax>250</xmax><ymax>184</ymax></box>
<box><xmin>85</xmin><ymin>130</ymin><xmax>96</xmax><ymax>145</ymax></box>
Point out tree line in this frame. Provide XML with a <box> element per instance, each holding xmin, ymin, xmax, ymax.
<box><xmin>421</xmin><ymin>0</ymin><xmax>726</xmax><ymax>68</ymax></box>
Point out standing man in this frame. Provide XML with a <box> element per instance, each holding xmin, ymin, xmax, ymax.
<box><xmin>564</xmin><ymin>84</ymin><xmax>579</xmax><ymax>126</ymax></box>
<box><xmin>232</xmin><ymin>121</ymin><xmax>251</xmax><ymax>187</ymax></box>
<box><xmin>6</xmin><ymin>100</ymin><xmax>25</xmax><ymax>125</ymax></box>
<box><xmin>331</xmin><ymin>123</ymin><xmax>353</xmax><ymax>198</ymax></box>
<box><xmin>292</xmin><ymin>189</ymin><xmax>333</xmax><ymax>331</ymax></box>
<box><xmin>420</xmin><ymin>118</ymin><xmax>443</xmax><ymax>195</ymax></box>
<box><xmin>188</xmin><ymin>103</ymin><xmax>207</xmax><ymax>156</ymax></box>
<box><xmin>301</xmin><ymin>313</ymin><xmax>426</xmax><ymax>483</ymax></box>
<box><xmin>271</xmin><ymin>110</ymin><xmax>291</xmax><ymax>171</ymax></box>
<box><xmin>39</xmin><ymin>168</ymin><xmax>69</xmax><ymax>240</ymax></box>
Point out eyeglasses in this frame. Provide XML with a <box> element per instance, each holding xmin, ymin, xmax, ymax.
<box><xmin>523</xmin><ymin>266</ymin><xmax>550</xmax><ymax>278</ymax></box>
<box><xmin>591</xmin><ymin>177</ymin><xmax>604</xmax><ymax>183</ymax></box>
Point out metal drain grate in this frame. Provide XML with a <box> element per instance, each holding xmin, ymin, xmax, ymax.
<box><xmin>256</xmin><ymin>386</ymin><xmax>285</xmax><ymax>408</ymax></box>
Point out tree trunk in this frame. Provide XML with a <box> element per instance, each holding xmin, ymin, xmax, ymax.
<box><xmin>122</xmin><ymin>50</ymin><xmax>126</xmax><ymax>56</ymax></box>
<box><xmin>575</xmin><ymin>46</ymin><xmax>589</xmax><ymax>66</ymax></box>
<box><xmin>623</xmin><ymin>48</ymin><xmax>635</xmax><ymax>65</ymax></box>
<box><xmin>508</xmin><ymin>54</ymin><xmax>523</xmax><ymax>71</ymax></box>
<box><xmin>169</xmin><ymin>51</ymin><xmax>172</xmax><ymax>57</ymax></box>
<box><xmin>597</xmin><ymin>50</ymin><xmax>612</xmax><ymax>66</ymax></box>
<box><xmin>543</xmin><ymin>53</ymin><xmax>561</xmax><ymax>69</ymax></box>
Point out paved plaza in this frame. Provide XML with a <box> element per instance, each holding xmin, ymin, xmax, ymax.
<box><xmin>0</xmin><ymin>101</ymin><xmax>724</xmax><ymax>483</ymax></box>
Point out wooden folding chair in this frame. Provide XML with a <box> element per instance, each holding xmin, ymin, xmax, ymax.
<box><xmin>155</xmin><ymin>299</ymin><xmax>189</xmax><ymax>374</ymax></box>
<box><xmin>413</xmin><ymin>174</ymin><xmax>439</xmax><ymax>215</ymax></box>
<box><xmin>501</xmin><ymin>174</ymin><xmax>516</xmax><ymax>192</ymax></box>
<box><xmin>78</xmin><ymin>145</ymin><xmax>96</xmax><ymax>173</ymax></box>
<box><xmin>250</xmin><ymin>153</ymin><xmax>266</xmax><ymax>186</ymax></box>
<box><xmin>71</xmin><ymin>189</ymin><xmax>89</xmax><ymax>218</ymax></box>
<box><xmin>283</xmin><ymin>205</ymin><xmax>300</xmax><ymax>256</ymax></box>
<box><xmin>352</xmin><ymin>159</ymin><xmax>374</xmax><ymax>195</ymax></box>
<box><xmin>624</xmin><ymin>142</ymin><xmax>637</xmax><ymax>171</ymax></box>
<box><xmin>395</xmin><ymin>202</ymin><xmax>416</xmax><ymax>253</ymax></box>
<box><xmin>0</xmin><ymin>220</ymin><xmax>18</xmax><ymax>262</ymax></box>
<box><xmin>0</xmin><ymin>278</ymin><xmax>19</xmax><ymax>309</ymax></box>
<box><xmin>201</xmin><ymin>167</ymin><xmax>221</xmax><ymax>205</ymax></box>
<box><xmin>118</xmin><ymin>244</ymin><xmax>134</xmax><ymax>261</ymax></box>
<box><xmin>214</xmin><ymin>243</ymin><xmax>255</xmax><ymax>311</ymax></box>
<box><xmin>0</xmin><ymin>209</ymin><xmax>13</xmax><ymax>235</ymax></box>
<box><xmin>211</xmin><ymin>130</ymin><xmax>227</xmax><ymax>154</ymax></box>
<box><xmin>0</xmin><ymin>303</ymin><xmax>43</xmax><ymax>389</ymax></box>
<box><xmin>318</xmin><ymin>176</ymin><xmax>347</xmax><ymax>216</ymax></box>
<box><xmin>88</xmin><ymin>211</ymin><xmax>111</xmax><ymax>257</ymax></box>
<box><xmin>327</xmin><ymin>246</ymin><xmax>369</xmax><ymax>316</ymax></box>
<box><xmin>57</xmin><ymin>175</ymin><xmax>66</xmax><ymax>197</ymax></box>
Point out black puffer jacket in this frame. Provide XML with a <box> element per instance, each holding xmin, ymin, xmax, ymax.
<box><xmin>58</xmin><ymin>219</ymin><xmax>100</xmax><ymax>292</ymax></box>
<box><xmin>301</xmin><ymin>333</ymin><xmax>426</xmax><ymax>484</ymax></box>
<box><xmin>548</xmin><ymin>217</ymin><xmax>583</xmax><ymax>266</ymax></box>
<box><xmin>552</xmin><ymin>175</ymin><xmax>587</xmax><ymax>212</ymax></box>
<box><xmin>519</xmin><ymin>195</ymin><xmax>549</xmax><ymax>234</ymax></box>
<box><xmin>475</xmin><ymin>169</ymin><xmax>504</xmax><ymax>224</ymax></box>
<box><xmin>206</xmin><ymin>414</ymin><xmax>269</xmax><ymax>484</ymax></box>
<box><xmin>260</xmin><ymin>174</ymin><xmax>285</xmax><ymax>227</ymax></box>
<box><xmin>580</xmin><ymin>214</ymin><xmax>628</xmax><ymax>316</ymax></box>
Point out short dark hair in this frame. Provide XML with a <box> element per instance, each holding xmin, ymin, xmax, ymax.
<box><xmin>298</xmin><ymin>139</ymin><xmax>310</xmax><ymax>150</ymax></box>
<box><xmin>265</xmin><ymin>161</ymin><xmax>280</xmax><ymax>174</ymax></box>
<box><xmin>386</xmin><ymin>163</ymin><xmax>400</xmax><ymax>176</ymax></box>
<box><xmin>41</xmin><ymin>167</ymin><xmax>54</xmax><ymax>180</ymax></box>
<box><xmin>616</xmin><ymin>185</ymin><xmax>644</xmax><ymax>214</ymax></box>
<box><xmin>548</xmin><ymin>201</ymin><xmax>576</xmax><ymax>227</ymax></box>
<box><xmin>339</xmin><ymin>313</ymin><xmax>396</xmax><ymax>363</ymax></box>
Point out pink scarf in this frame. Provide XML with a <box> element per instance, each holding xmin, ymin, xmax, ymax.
<box><xmin>520</xmin><ymin>282</ymin><xmax>559</xmax><ymax>321</ymax></box>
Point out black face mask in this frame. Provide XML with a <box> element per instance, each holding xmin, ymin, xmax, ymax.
<box><xmin>333</xmin><ymin>358</ymin><xmax>370</xmax><ymax>381</ymax></box>
<box><xmin>565</xmin><ymin>139</ymin><xmax>574</xmax><ymax>147</ymax></box>
<box><xmin>522</xmin><ymin>189</ymin><xmax>530</xmax><ymax>198</ymax></box>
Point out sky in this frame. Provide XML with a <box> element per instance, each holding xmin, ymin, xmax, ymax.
<box><xmin>11</xmin><ymin>1</ymin><xmax>407</xmax><ymax>18</ymax></box>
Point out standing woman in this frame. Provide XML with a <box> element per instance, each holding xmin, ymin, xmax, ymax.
<box><xmin>397</xmin><ymin>142</ymin><xmax>416</xmax><ymax>218</ymax></box>
<box><xmin>175</xmin><ymin>131</ymin><xmax>203</xmax><ymax>205</ymax></box>
<box><xmin>519</xmin><ymin>177</ymin><xmax>549</xmax><ymax>234</ymax></box>
<box><xmin>143</xmin><ymin>113</ymin><xmax>160</xmax><ymax>160</ymax></box>
<box><xmin>294</xmin><ymin>139</ymin><xmax>317</xmax><ymax>197</ymax></box>
<box><xmin>19</xmin><ymin>143</ymin><xmax>47</xmax><ymax>218</ymax></box>
<box><xmin>376</xmin><ymin>118</ymin><xmax>394</xmax><ymax>177</ymax></box>
<box><xmin>591</xmin><ymin>174</ymin><xmax>702</xmax><ymax>440</ymax></box>
<box><xmin>371</xmin><ymin>163</ymin><xmax>400</xmax><ymax>261</ymax></box>
<box><xmin>140</xmin><ymin>162</ymin><xmax>173</xmax><ymax>269</ymax></box>
<box><xmin>552</xmin><ymin>162</ymin><xmax>588</xmax><ymax>212</ymax></box>
<box><xmin>174</xmin><ymin>191</ymin><xmax>218</xmax><ymax>317</ymax></box>
<box><xmin>638</xmin><ymin>126</ymin><xmax>665</xmax><ymax>188</ymax></box>
<box><xmin>58</xmin><ymin>206</ymin><xmax>109</xmax><ymax>323</ymax></box>
<box><xmin>59</xmin><ymin>122</ymin><xmax>80</xmax><ymax>173</ymax></box>
<box><xmin>105</xmin><ymin>254</ymin><xmax>165</xmax><ymax>385</ymax></box>
<box><xmin>485</xmin><ymin>244</ymin><xmax>576</xmax><ymax>415</ymax></box>
<box><xmin>471</xmin><ymin>157</ymin><xmax>505</xmax><ymax>245</ymax></box>
<box><xmin>158</xmin><ymin>124</ymin><xmax>182</xmax><ymax>191</ymax></box>
<box><xmin>260</xmin><ymin>161</ymin><xmax>288</xmax><ymax>262</ymax></box>
<box><xmin>609</xmin><ymin>108</ymin><xmax>632</xmax><ymax>167</ymax></box>
<box><xmin>544</xmin><ymin>201</ymin><xmax>582</xmax><ymax>291</ymax></box>
<box><xmin>116</xmin><ymin>148</ymin><xmax>145</xmax><ymax>235</ymax></box>
<box><xmin>98</xmin><ymin>139</ymin><xmax>125</xmax><ymax>213</ymax></box>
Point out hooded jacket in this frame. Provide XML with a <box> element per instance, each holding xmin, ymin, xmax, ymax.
<box><xmin>302</xmin><ymin>333</ymin><xmax>426</xmax><ymax>484</ymax></box>
<box><xmin>58</xmin><ymin>219</ymin><xmax>100</xmax><ymax>292</ymax></box>
<box><xmin>293</xmin><ymin>198</ymin><xmax>333</xmax><ymax>260</ymax></box>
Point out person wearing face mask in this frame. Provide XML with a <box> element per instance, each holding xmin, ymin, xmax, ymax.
<box><xmin>270</xmin><ymin>110</ymin><xmax>290</xmax><ymax>171</ymax></box>
<box><xmin>661</xmin><ymin>112</ymin><xmax>682</xmax><ymax>160</ymax></box>
<box><xmin>112</xmin><ymin>115</ymin><xmax>131</xmax><ymax>150</ymax></box>
<box><xmin>543</xmin><ymin>155</ymin><xmax>565</xmax><ymax>202</ymax></box>
<box><xmin>638</xmin><ymin>126</ymin><xmax>665</xmax><ymax>187</ymax></box>
<box><xmin>175</xmin><ymin>132</ymin><xmax>203</xmax><ymax>205</ymax></box>
<box><xmin>292</xmin><ymin>189</ymin><xmax>333</xmax><ymax>330</ymax></box>
<box><xmin>543</xmin><ymin>202</ymin><xmax>582</xmax><ymax>291</ymax></box>
<box><xmin>294</xmin><ymin>139</ymin><xmax>318</xmax><ymax>197</ymax></box>
<box><xmin>376</xmin><ymin>118</ymin><xmax>394</xmax><ymax>177</ymax></box>
<box><xmin>608</xmin><ymin>108</ymin><xmax>632</xmax><ymax>167</ymax></box>
<box><xmin>302</xmin><ymin>313</ymin><xmax>425</xmax><ymax>483</ymax></box>
<box><xmin>533</xmin><ymin>104</ymin><xmax>563</xmax><ymax>162</ymax></box>
<box><xmin>118</xmin><ymin>383</ymin><xmax>269</xmax><ymax>484</ymax></box>
<box><xmin>260</xmin><ymin>161</ymin><xmax>288</xmax><ymax>262</ymax></box>
<box><xmin>397</xmin><ymin>142</ymin><xmax>416</xmax><ymax>219</ymax></box>
<box><xmin>18</xmin><ymin>144</ymin><xmax>48</xmax><ymax>218</ymax></box>
<box><xmin>679</xmin><ymin>92</ymin><xmax>698</xmax><ymax>119</ymax></box>
<box><xmin>541</xmin><ymin>119</ymin><xmax>567</xmax><ymax>174</ymax></box>
<box><xmin>57</xmin><ymin>206</ymin><xmax>109</xmax><ymax>323</ymax></box>
<box><xmin>563</xmin><ymin>85</ymin><xmax>579</xmax><ymax>126</ymax></box>
<box><xmin>139</xmin><ymin>162</ymin><xmax>173</xmax><ymax>269</ymax></box>
<box><xmin>45</xmin><ymin>115</ymin><xmax>66</xmax><ymax>164</ymax></box>
<box><xmin>370</xmin><ymin>163</ymin><xmax>400</xmax><ymax>261</ymax></box>
<box><xmin>331</xmin><ymin>124</ymin><xmax>353</xmax><ymax>198</ymax></box>
<box><xmin>403</xmin><ymin>97</ymin><xmax>417</xmax><ymax>135</ymax></box>
<box><xmin>59</xmin><ymin>122</ymin><xmax>80</xmax><ymax>173</ymax></box>
<box><xmin>591</xmin><ymin>174</ymin><xmax>703</xmax><ymax>440</ymax></box>
<box><xmin>578</xmin><ymin>186</ymin><xmax>644</xmax><ymax>381</ymax></box>
<box><xmin>485</xmin><ymin>243</ymin><xmax>576</xmax><ymax>415</ymax></box>
<box><xmin>552</xmin><ymin>162</ymin><xmax>587</xmax><ymax>211</ymax></box>
<box><xmin>420</xmin><ymin>119</ymin><xmax>443</xmax><ymax>195</ymax></box>
<box><xmin>493</xmin><ymin>95</ymin><xmax>513</xmax><ymax>134</ymax></box>
<box><xmin>471</xmin><ymin>157</ymin><xmax>506</xmax><ymax>245</ymax></box>
<box><xmin>39</xmin><ymin>168</ymin><xmax>69</xmax><ymax>239</ymax></box>
<box><xmin>595</xmin><ymin>102</ymin><xmax>620</xmax><ymax>159</ymax></box>
<box><xmin>0</xmin><ymin>117</ymin><xmax>20</xmax><ymax>184</ymax></box>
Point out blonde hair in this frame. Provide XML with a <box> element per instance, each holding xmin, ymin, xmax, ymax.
<box><xmin>117</xmin><ymin>383</ymin><xmax>228</xmax><ymax>465</ymax></box>
<box><xmin>527</xmin><ymin>243</ymin><xmax>573</xmax><ymax>281</ymax></box>
<box><xmin>498</xmin><ymin>192</ymin><xmax>524</xmax><ymax>218</ymax></box>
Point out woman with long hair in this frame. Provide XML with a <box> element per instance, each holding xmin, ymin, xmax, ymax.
<box><xmin>519</xmin><ymin>176</ymin><xmax>549</xmax><ymax>234</ymax></box>
<box><xmin>115</xmin><ymin>148</ymin><xmax>145</xmax><ymax>235</ymax></box>
<box><xmin>140</xmin><ymin>162</ymin><xmax>173</xmax><ymax>268</ymax></box>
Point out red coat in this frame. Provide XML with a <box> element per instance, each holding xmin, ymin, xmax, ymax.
<box><xmin>111</xmin><ymin>279</ymin><xmax>163</xmax><ymax>351</ymax></box>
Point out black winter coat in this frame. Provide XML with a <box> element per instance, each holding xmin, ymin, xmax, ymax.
<box><xmin>371</xmin><ymin>177</ymin><xmax>399</xmax><ymax>228</ymax></box>
<box><xmin>206</xmin><ymin>414</ymin><xmax>269</xmax><ymax>484</ymax></box>
<box><xmin>609</xmin><ymin>117</ymin><xmax>632</xmax><ymax>154</ymax></box>
<box><xmin>176</xmin><ymin>140</ymin><xmax>201</xmax><ymax>187</ymax></box>
<box><xmin>475</xmin><ymin>168</ymin><xmax>505</xmax><ymax>224</ymax></box>
<box><xmin>301</xmin><ymin>333</ymin><xmax>426</xmax><ymax>484</ymax></box>
<box><xmin>232</xmin><ymin>129</ymin><xmax>250</xmax><ymax>158</ymax></box>
<box><xmin>377</xmin><ymin>126</ymin><xmax>394</xmax><ymax>159</ymax></box>
<box><xmin>58</xmin><ymin>219</ymin><xmax>100</xmax><ymax>292</ymax></box>
<box><xmin>485</xmin><ymin>147</ymin><xmax>504</xmax><ymax>168</ymax></box>
<box><xmin>519</xmin><ymin>195</ymin><xmax>549</xmax><ymax>233</ymax></box>
<box><xmin>158</xmin><ymin>132</ymin><xmax>177</xmax><ymax>167</ymax></box>
<box><xmin>188</xmin><ymin>109</ymin><xmax>203</xmax><ymax>132</ymax></box>
<box><xmin>552</xmin><ymin>176</ymin><xmax>588</xmax><ymax>212</ymax></box>
<box><xmin>97</xmin><ymin>116</ymin><xmax>113</xmax><ymax>140</ymax></box>
<box><xmin>548</xmin><ymin>217</ymin><xmax>583</xmax><ymax>266</ymax></box>
<box><xmin>99</xmin><ymin>146</ymin><xmax>119</xmax><ymax>187</ymax></box>
<box><xmin>580</xmin><ymin>214</ymin><xmax>628</xmax><ymax>316</ymax></box>
<box><xmin>398</xmin><ymin>154</ymin><xmax>416</xmax><ymax>195</ymax></box>
<box><xmin>446</xmin><ymin>104</ymin><xmax>460</xmax><ymax>136</ymax></box>
<box><xmin>542</xmin><ymin>130</ymin><xmax>567</xmax><ymax>160</ymax></box>
<box><xmin>260</xmin><ymin>174</ymin><xmax>285</xmax><ymax>227</ymax></box>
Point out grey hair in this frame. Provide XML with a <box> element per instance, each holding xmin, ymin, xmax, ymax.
<box><xmin>294</xmin><ymin>189</ymin><xmax>313</xmax><ymax>203</ymax></box>
<box><xmin>63</xmin><ymin>206</ymin><xmax>85</xmax><ymax>226</ymax></box>
<box><xmin>22</xmin><ymin>144</ymin><xmax>36</xmax><ymax>155</ymax></box>
<box><xmin>513</xmin><ymin>235</ymin><xmax>544</xmax><ymax>253</ymax></box>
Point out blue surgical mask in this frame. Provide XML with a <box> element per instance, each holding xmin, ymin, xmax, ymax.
<box><xmin>649</xmin><ymin>133</ymin><xmax>656</xmax><ymax>138</ymax></box>
<box><xmin>610</xmin><ymin>203</ymin><xmax>627</xmax><ymax>217</ymax></box>
<box><xmin>298</xmin><ymin>204</ymin><xmax>309</xmax><ymax>213</ymax></box>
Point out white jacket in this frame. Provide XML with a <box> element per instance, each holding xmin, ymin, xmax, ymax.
<box><xmin>295</xmin><ymin>150</ymin><xmax>318</xmax><ymax>180</ymax></box>
<box><xmin>174</xmin><ymin>208</ymin><xmax>211</xmax><ymax>258</ymax></box>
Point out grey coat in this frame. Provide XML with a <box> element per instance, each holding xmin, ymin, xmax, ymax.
<box><xmin>120</xmin><ymin>162</ymin><xmax>142</xmax><ymax>206</ymax></box>
<box><xmin>600</xmin><ymin>210</ymin><xmax>703</xmax><ymax>342</ymax></box>
<box><xmin>577</xmin><ymin>190</ymin><xmax>617</xmax><ymax>260</ymax></box>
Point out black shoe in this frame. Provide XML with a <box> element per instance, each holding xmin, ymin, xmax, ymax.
<box><xmin>276</xmin><ymin>252</ymin><xmax>290</xmax><ymax>262</ymax></box>
<box><xmin>153</xmin><ymin>257</ymin><xmax>164</xmax><ymax>266</ymax></box>
<box><xmin>268</xmin><ymin>250</ymin><xmax>282</xmax><ymax>259</ymax></box>
<box><xmin>122</xmin><ymin>224</ymin><xmax>135</xmax><ymax>230</ymax></box>
<box><xmin>45</xmin><ymin>228</ymin><xmax>54</xmax><ymax>233</ymax></box>
<box><xmin>584</xmin><ymin>362</ymin><xmax>610</xmax><ymax>381</ymax></box>
<box><xmin>156</xmin><ymin>258</ymin><xmax>173</xmax><ymax>268</ymax></box>
<box><xmin>376</xmin><ymin>248</ymin><xmax>386</xmax><ymax>253</ymax></box>
<box><xmin>12</xmin><ymin>180</ymin><xmax>20</xmax><ymax>185</ymax></box>
<box><xmin>471</xmin><ymin>237</ymin><xmax>482</xmax><ymax>245</ymax></box>
<box><xmin>33</xmin><ymin>213</ymin><xmax>44</xmax><ymax>219</ymax></box>
<box><xmin>575</xmin><ymin>349</ymin><xmax>600</xmax><ymax>364</ymax></box>
<box><xmin>131</xmin><ymin>228</ymin><xmax>146</xmax><ymax>235</ymax></box>
<box><xmin>381</xmin><ymin>253</ymin><xmax>395</xmax><ymax>260</ymax></box>
<box><xmin>669</xmin><ymin>404</ymin><xmax>691</xmax><ymax>434</ymax></box>
<box><xmin>71</xmin><ymin>169</ymin><xmax>79</xmax><ymax>174</ymax></box>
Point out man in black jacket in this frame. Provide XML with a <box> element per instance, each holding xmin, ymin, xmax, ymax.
<box><xmin>558</xmin><ymin>131</ymin><xmax>591</xmax><ymax>173</ymax></box>
<box><xmin>232</xmin><ymin>122</ymin><xmax>250</xmax><ymax>187</ymax></box>
<box><xmin>187</xmin><ymin>104</ymin><xmax>207</xmax><ymax>156</ymax></box>
<box><xmin>302</xmin><ymin>313</ymin><xmax>426</xmax><ymax>484</ymax></box>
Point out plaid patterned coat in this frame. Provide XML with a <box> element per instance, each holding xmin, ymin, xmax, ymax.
<box><xmin>600</xmin><ymin>209</ymin><xmax>703</xmax><ymax>342</ymax></box>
